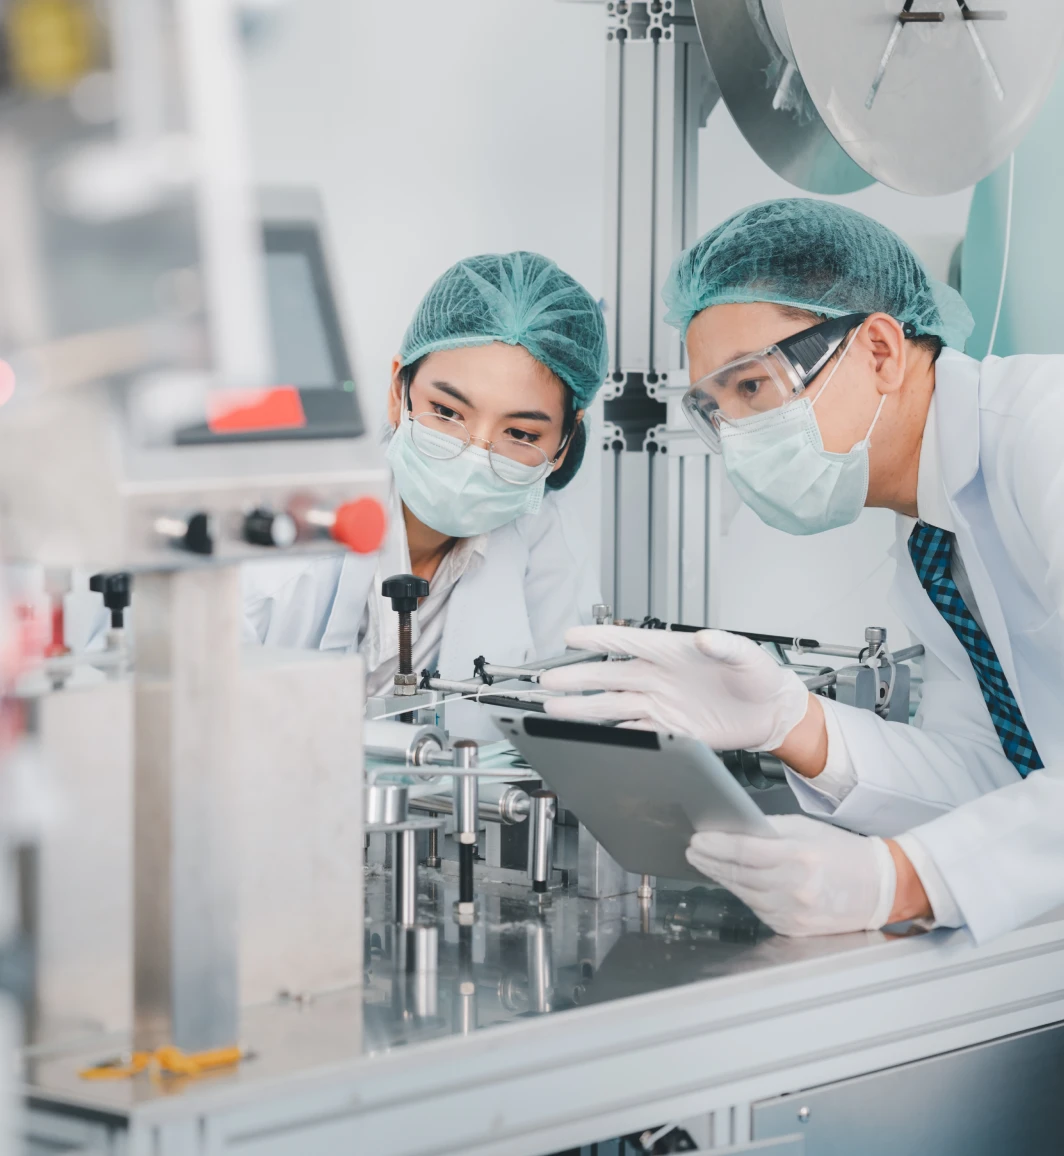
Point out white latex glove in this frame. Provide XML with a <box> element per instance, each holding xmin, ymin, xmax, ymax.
<box><xmin>686</xmin><ymin>815</ymin><xmax>897</xmax><ymax>937</ymax></box>
<box><xmin>540</xmin><ymin>625</ymin><xmax>810</xmax><ymax>752</ymax></box>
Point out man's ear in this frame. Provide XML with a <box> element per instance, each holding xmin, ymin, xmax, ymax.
<box><xmin>863</xmin><ymin>313</ymin><xmax>907</xmax><ymax>396</ymax></box>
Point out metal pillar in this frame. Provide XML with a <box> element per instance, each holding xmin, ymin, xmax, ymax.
<box><xmin>601</xmin><ymin>0</ymin><xmax>718</xmax><ymax>623</ymax></box>
<box><xmin>132</xmin><ymin>567</ymin><xmax>240</xmax><ymax>1053</ymax></box>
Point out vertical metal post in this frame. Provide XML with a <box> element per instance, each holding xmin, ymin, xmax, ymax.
<box><xmin>452</xmin><ymin>741</ymin><xmax>478</xmax><ymax>918</ymax></box>
<box><xmin>132</xmin><ymin>566</ymin><xmax>239</xmax><ymax>1053</ymax></box>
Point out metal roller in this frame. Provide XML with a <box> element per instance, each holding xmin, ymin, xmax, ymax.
<box><xmin>364</xmin><ymin>719</ymin><xmax>446</xmax><ymax>767</ymax></box>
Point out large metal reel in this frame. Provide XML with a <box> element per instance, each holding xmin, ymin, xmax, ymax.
<box><xmin>782</xmin><ymin>0</ymin><xmax>1064</xmax><ymax>195</ymax></box>
<box><xmin>696</xmin><ymin>0</ymin><xmax>1064</xmax><ymax>197</ymax></box>
<box><xmin>692</xmin><ymin>0</ymin><xmax>874</xmax><ymax>194</ymax></box>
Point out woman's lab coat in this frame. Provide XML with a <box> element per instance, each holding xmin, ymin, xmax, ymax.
<box><xmin>241</xmin><ymin>491</ymin><xmax>601</xmax><ymax>739</ymax></box>
<box><xmin>794</xmin><ymin>349</ymin><xmax>1064</xmax><ymax>943</ymax></box>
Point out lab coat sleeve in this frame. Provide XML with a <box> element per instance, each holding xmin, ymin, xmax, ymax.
<box><xmin>788</xmin><ymin>652</ymin><xmax>1021</xmax><ymax>838</ymax></box>
<box><xmin>900</xmin><ymin>768</ymin><xmax>1064</xmax><ymax>943</ymax></box>
<box><xmin>240</xmin><ymin>558</ymin><xmax>343</xmax><ymax>648</ymax></box>
<box><xmin>519</xmin><ymin>495</ymin><xmax>602</xmax><ymax>661</ymax></box>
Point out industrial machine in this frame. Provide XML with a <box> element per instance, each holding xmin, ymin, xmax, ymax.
<box><xmin>6</xmin><ymin>2</ymin><xmax>1064</xmax><ymax>1155</ymax></box>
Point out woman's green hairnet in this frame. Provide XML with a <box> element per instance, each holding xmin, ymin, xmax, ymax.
<box><xmin>398</xmin><ymin>251</ymin><xmax>607</xmax><ymax>489</ymax></box>
<box><xmin>662</xmin><ymin>199</ymin><xmax>974</xmax><ymax>351</ymax></box>
<box><xmin>399</xmin><ymin>251</ymin><xmax>607</xmax><ymax>409</ymax></box>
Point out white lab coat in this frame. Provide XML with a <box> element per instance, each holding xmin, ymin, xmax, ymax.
<box><xmin>795</xmin><ymin>349</ymin><xmax>1064</xmax><ymax>943</ymax></box>
<box><xmin>241</xmin><ymin>491</ymin><xmax>601</xmax><ymax>739</ymax></box>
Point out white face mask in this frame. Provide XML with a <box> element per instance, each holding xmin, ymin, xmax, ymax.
<box><xmin>386</xmin><ymin>412</ymin><xmax>545</xmax><ymax>538</ymax></box>
<box><xmin>718</xmin><ymin>332</ymin><xmax>887</xmax><ymax>536</ymax></box>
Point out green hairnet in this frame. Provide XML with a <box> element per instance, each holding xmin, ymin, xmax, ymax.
<box><xmin>399</xmin><ymin>251</ymin><xmax>607</xmax><ymax>408</ymax></box>
<box><xmin>399</xmin><ymin>251</ymin><xmax>607</xmax><ymax>488</ymax></box>
<box><xmin>663</xmin><ymin>199</ymin><xmax>974</xmax><ymax>351</ymax></box>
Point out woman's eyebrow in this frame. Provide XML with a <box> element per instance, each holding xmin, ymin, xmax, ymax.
<box><xmin>429</xmin><ymin>381</ymin><xmax>474</xmax><ymax>407</ymax></box>
<box><xmin>505</xmin><ymin>409</ymin><xmax>553</xmax><ymax>422</ymax></box>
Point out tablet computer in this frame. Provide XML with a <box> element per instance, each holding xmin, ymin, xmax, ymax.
<box><xmin>495</xmin><ymin>715</ymin><xmax>777</xmax><ymax>884</ymax></box>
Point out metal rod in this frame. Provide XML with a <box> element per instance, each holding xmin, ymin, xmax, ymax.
<box><xmin>409</xmin><ymin>786</ymin><xmax>530</xmax><ymax>825</ymax></box>
<box><xmin>422</xmin><ymin>676</ymin><xmax>551</xmax><ymax>711</ymax></box>
<box><xmin>477</xmin><ymin>650</ymin><xmax>608</xmax><ymax>683</ymax></box>
<box><xmin>425</xmin><ymin>826</ymin><xmax>440</xmax><ymax>868</ymax></box>
<box><xmin>803</xmin><ymin>673</ymin><xmax>838</xmax><ymax>692</ymax></box>
<box><xmin>393</xmin><ymin>829</ymin><xmax>418</xmax><ymax>926</ymax></box>
<box><xmin>528</xmin><ymin>790</ymin><xmax>557</xmax><ymax>894</ymax></box>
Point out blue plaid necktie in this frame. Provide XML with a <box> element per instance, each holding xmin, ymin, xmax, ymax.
<box><xmin>908</xmin><ymin>522</ymin><xmax>1043</xmax><ymax>776</ymax></box>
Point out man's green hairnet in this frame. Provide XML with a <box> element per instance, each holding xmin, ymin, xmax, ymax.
<box><xmin>662</xmin><ymin>199</ymin><xmax>974</xmax><ymax>351</ymax></box>
<box><xmin>398</xmin><ymin>251</ymin><xmax>607</xmax><ymax>488</ymax></box>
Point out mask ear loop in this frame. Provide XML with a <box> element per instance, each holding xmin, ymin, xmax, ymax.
<box><xmin>809</xmin><ymin>326</ymin><xmax>860</xmax><ymax>412</ymax></box>
<box><xmin>807</xmin><ymin>325</ymin><xmax>887</xmax><ymax>451</ymax></box>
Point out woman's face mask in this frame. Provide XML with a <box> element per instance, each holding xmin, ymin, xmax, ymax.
<box><xmin>386</xmin><ymin>345</ymin><xmax>574</xmax><ymax>538</ymax></box>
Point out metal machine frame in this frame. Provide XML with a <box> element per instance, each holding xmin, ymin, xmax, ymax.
<box><xmin>601</xmin><ymin>0</ymin><xmax>723</xmax><ymax>625</ymax></box>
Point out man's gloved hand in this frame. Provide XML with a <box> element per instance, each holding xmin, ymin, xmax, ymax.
<box><xmin>686</xmin><ymin>815</ymin><xmax>898</xmax><ymax>937</ymax></box>
<box><xmin>540</xmin><ymin>625</ymin><xmax>810</xmax><ymax>752</ymax></box>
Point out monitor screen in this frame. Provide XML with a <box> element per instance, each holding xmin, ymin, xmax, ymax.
<box><xmin>262</xmin><ymin>223</ymin><xmax>353</xmax><ymax>389</ymax></box>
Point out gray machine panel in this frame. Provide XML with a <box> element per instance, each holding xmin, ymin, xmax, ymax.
<box><xmin>752</xmin><ymin>1019</ymin><xmax>1064</xmax><ymax>1156</ymax></box>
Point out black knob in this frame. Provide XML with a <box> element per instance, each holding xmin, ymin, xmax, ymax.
<box><xmin>243</xmin><ymin>507</ymin><xmax>297</xmax><ymax>548</ymax></box>
<box><xmin>183</xmin><ymin>512</ymin><xmax>213</xmax><ymax>555</ymax></box>
<box><xmin>89</xmin><ymin>572</ymin><xmax>133</xmax><ymax>629</ymax></box>
<box><xmin>381</xmin><ymin>573</ymin><xmax>429</xmax><ymax>613</ymax></box>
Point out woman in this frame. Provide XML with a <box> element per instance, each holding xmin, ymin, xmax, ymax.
<box><xmin>243</xmin><ymin>251</ymin><xmax>607</xmax><ymax>737</ymax></box>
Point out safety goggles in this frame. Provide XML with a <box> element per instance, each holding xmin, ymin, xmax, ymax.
<box><xmin>681</xmin><ymin>312</ymin><xmax>871</xmax><ymax>453</ymax></box>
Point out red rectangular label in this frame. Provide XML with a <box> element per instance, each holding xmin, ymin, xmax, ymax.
<box><xmin>207</xmin><ymin>386</ymin><xmax>306</xmax><ymax>434</ymax></box>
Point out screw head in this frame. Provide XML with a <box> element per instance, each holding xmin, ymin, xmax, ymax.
<box><xmin>798</xmin><ymin>1106</ymin><xmax>811</xmax><ymax>1123</ymax></box>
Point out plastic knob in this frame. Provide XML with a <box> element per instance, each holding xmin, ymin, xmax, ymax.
<box><xmin>331</xmin><ymin>496</ymin><xmax>387</xmax><ymax>554</ymax></box>
<box><xmin>381</xmin><ymin>573</ymin><xmax>430</xmax><ymax>613</ymax></box>
<box><xmin>89</xmin><ymin>572</ymin><xmax>133</xmax><ymax>629</ymax></box>
<box><xmin>243</xmin><ymin>508</ymin><xmax>297</xmax><ymax>549</ymax></box>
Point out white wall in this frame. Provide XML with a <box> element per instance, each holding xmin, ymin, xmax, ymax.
<box><xmin>243</xmin><ymin>0</ymin><xmax>607</xmax><ymax>431</ymax></box>
<box><xmin>242</xmin><ymin>4</ymin><xmax>974</xmax><ymax>648</ymax></box>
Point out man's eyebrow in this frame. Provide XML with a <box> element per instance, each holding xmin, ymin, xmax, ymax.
<box><xmin>427</xmin><ymin>381</ymin><xmax>474</xmax><ymax>407</ymax></box>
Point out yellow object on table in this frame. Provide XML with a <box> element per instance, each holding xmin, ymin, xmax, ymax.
<box><xmin>79</xmin><ymin>1044</ymin><xmax>244</xmax><ymax>1081</ymax></box>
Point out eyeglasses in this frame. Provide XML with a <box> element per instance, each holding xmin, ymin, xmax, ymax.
<box><xmin>405</xmin><ymin>388</ymin><xmax>571</xmax><ymax>486</ymax></box>
<box><xmin>682</xmin><ymin>312</ymin><xmax>871</xmax><ymax>453</ymax></box>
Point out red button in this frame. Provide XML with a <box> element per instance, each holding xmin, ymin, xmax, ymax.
<box><xmin>331</xmin><ymin>496</ymin><xmax>387</xmax><ymax>554</ymax></box>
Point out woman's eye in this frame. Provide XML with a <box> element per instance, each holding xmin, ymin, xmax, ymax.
<box><xmin>735</xmin><ymin>377</ymin><xmax>764</xmax><ymax>398</ymax></box>
<box><xmin>432</xmin><ymin>403</ymin><xmax>460</xmax><ymax>420</ymax></box>
<box><xmin>505</xmin><ymin>428</ymin><xmax>539</xmax><ymax>444</ymax></box>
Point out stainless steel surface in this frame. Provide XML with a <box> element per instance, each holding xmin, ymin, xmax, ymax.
<box><xmin>753</xmin><ymin>1020</ymin><xmax>1064</xmax><ymax>1156</ymax></box>
<box><xmin>692</xmin><ymin>0</ymin><xmax>872</xmax><ymax>194</ymax></box>
<box><xmin>779</xmin><ymin>0</ymin><xmax>1064</xmax><ymax>194</ymax></box>
<box><xmin>132</xmin><ymin>566</ymin><xmax>239</xmax><ymax>1053</ymax></box>
<box><xmin>578</xmin><ymin>823</ymin><xmax>641</xmax><ymax>899</ymax></box>
<box><xmin>365</xmin><ymin>783</ymin><xmax>410</xmax><ymax>827</ymax></box>
<box><xmin>528</xmin><ymin>790</ymin><xmax>557</xmax><ymax>894</ymax></box>
<box><xmin>22</xmin><ymin>873</ymin><xmax>1064</xmax><ymax>1156</ymax></box>
<box><xmin>31</xmin><ymin>652</ymin><xmax>364</xmax><ymax>1040</ymax></box>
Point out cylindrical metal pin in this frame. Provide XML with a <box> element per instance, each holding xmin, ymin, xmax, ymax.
<box><xmin>393</xmin><ymin>828</ymin><xmax>418</xmax><ymax>925</ymax></box>
<box><xmin>528</xmin><ymin>789</ymin><xmax>557</xmax><ymax>895</ymax></box>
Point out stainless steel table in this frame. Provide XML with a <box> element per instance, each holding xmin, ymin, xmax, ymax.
<box><xmin>21</xmin><ymin>872</ymin><xmax>1064</xmax><ymax>1155</ymax></box>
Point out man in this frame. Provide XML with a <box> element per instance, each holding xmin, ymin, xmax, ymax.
<box><xmin>542</xmin><ymin>199</ymin><xmax>1063</xmax><ymax>944</ymax></box>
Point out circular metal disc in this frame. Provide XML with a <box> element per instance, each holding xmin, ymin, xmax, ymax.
<box><xmin>781</xmin><ymin>0</ymin><xmax>1064</xmax><ymax>195</ymax></box>
<box><xmin>693</xmin><ymin>0</ymin><xmax>874</xmax><ymax>194</ymax></box>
